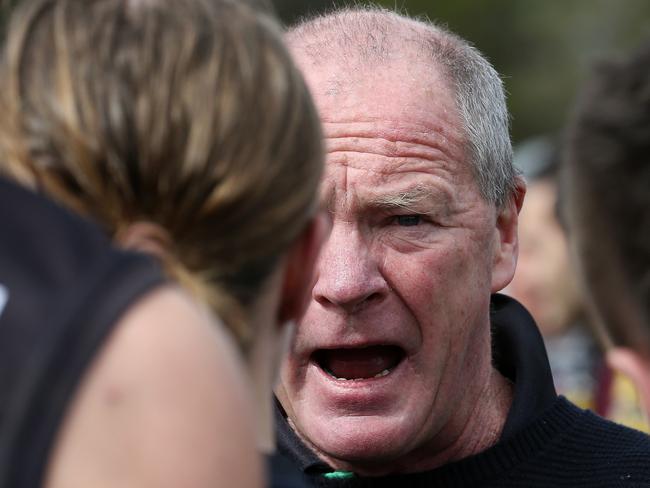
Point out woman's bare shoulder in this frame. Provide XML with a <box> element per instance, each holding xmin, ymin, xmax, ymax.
<box><xmin>45</xmin><ymin>285</ymin><xmax>263</xmax><ymax>488</ymax></box>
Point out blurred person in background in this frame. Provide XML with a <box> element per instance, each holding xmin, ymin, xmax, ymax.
<box><xmin>562</xmin><ymin>39</ymin><xmax>650</xmax><ymax>426</ymax></box>
<box><xmin>0</xmin><ymin>0</ymin><xmax>324</xmax><ymax>487</ymax></box>
<box><xmin>506</xmin><ymin>136</ymin><xmax>601</xmax><ymax>410</ymax></box>
<box><xmin>510</xmin><ymin>135</ymin><xmax>648</xmax><ymax>431</ymax></box>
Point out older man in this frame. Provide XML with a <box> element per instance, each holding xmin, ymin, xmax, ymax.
<box><xmin>273</xmin><ymin>7</ymin><xmax>650</xmax><ymax>487</ymax></box>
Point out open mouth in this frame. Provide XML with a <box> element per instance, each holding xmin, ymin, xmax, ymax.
<box><xmin>312</xmin><ymin>345</ymin><xmax>405</xmax><ymax>381</ymax></box>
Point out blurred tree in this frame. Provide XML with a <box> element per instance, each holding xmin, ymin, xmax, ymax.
<box><xmin>273</xmin><ymin>0</ymin><xmax>335</xmax><ymax>24</ymax></box>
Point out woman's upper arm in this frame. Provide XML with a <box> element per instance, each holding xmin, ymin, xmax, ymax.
<box><xmin>45</xmin><ymin>285</ymin><xmax>263</xmax><ymax>488</ymax></box>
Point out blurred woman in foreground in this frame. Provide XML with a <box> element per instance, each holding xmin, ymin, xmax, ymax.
<box><xmin>0</xmin><ymin>0</ymin><xmax>324</xmax><ymax>486</ymax></box>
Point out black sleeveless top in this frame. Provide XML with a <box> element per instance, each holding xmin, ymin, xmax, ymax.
<box><xmin>0</xmin><ymin>178</ymin><xmax>166</xmax><ymax>488</ymax></box>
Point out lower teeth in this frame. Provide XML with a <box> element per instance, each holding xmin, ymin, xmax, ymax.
<box><xmin>330</xmin><ymin>368</ymin><xmax>391</xmax><ymax>381</ymax></box>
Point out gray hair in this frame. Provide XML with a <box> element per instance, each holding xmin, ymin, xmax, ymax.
<box><xmin>287</xmin><ymin>6</ymin><xmax>517</xmax><ymax>205</ymax></box>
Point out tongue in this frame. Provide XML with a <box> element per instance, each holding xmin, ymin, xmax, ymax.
<box><xmin>320</xmin><ymin>346</ymin><xmax>402</xmax><ymax>379</ymax></box>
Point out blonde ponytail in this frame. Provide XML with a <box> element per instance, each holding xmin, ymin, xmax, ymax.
<box><xmin>0</xmin><ymin>0</ymin><xmax>322</xmax><ymax>349</ymax></box>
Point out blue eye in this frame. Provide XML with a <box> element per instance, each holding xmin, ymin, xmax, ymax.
<box><xmin>396</xmin><ymin>215</ymin><xmax>421</xmax><ymax>226</ymax></box>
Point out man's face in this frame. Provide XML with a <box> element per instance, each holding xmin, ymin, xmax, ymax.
<box><xmin>277</xmin><ymin>59</ymin><xmax>515</xmax><ymax>471</ymax></box>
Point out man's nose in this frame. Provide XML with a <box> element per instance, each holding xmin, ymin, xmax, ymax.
<box><xmin>312</xmin><ymin>222</ymin><xmax>389</xmax><ymax>314</ymax></box>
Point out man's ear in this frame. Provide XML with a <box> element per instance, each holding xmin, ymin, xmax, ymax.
<box><xmin>277</xmin><ymin>212</ymin><xmax>329</xmax><ymax>324</ymax></box>
<box><xmin>607</xmin><ymin>347</ymin><xmax>650</xmax><ymax>418</ymax></box>
<box><xmin>491</xmin><ymin>177</ymin><xmax>526</xmax><ymax>293</ymax></box>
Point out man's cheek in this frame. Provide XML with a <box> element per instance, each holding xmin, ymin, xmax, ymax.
<box><xmin>389</xmin><ymin>255</ymin><xmax>447</xmax><ymax>291</ymax></box>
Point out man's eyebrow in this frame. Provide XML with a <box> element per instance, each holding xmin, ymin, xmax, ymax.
<box><xmin>368</xmin><ymin>186</ymin><xmax>432</xmax><ymax>210</ymax></box>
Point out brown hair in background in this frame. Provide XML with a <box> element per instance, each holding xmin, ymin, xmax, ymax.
<box><xmin>562</xmin><ymin>40</ymin><xmax>650</xmax><ymax>354</ymax></box>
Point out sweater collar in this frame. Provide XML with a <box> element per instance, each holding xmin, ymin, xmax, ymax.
<box><xmin>490</xmin><ymin>293</ymin><xmax>557</xmax><ymax>440</ymax></box>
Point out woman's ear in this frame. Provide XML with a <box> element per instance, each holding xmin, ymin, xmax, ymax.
<box><xmin>277</xmin><ymin>211</ymin><xmax>329</xmax><ymax>324</ymax></box>
<box><xmin>116</xmin><ymin>221</ymin><xmax>172</xmax><ymax>260</ymax></box>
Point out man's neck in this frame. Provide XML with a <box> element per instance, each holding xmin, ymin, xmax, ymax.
<box><xmin>406</xmin><ymin>367</ymin><xmax>514</xmax><ymax>472</ymax></box>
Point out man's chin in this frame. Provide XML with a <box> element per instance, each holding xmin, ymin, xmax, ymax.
<box><xmin>296</xmin><ymin>414</ymin><xmax>419</xmax><ymax>473</ymax></box>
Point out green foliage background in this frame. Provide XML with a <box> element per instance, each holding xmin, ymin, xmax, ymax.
<box><xmin>273</xmin><ymin>0</ymin><xmax>650</xmax><ymax>143</ymax></box>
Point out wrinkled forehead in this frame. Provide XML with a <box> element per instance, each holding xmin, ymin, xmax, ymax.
<box><xmin>291</xmin><ymin>49</ymin><xmax>466</xmax><ymax>160</ymax></box>
<box><xmin>299</xmin><ymin>54</ymin><xmax>455</xmax><ymax>118</ymax></box>
<box><xmin>317</xmin><ymin>74</ymin><xmax>472</xmax><ymax>214</ymax></box>
<box><xmin>319</xmin><ymin>151</ymin><xmax>476</xmax><ymax>211</ymax></box>
<box><xmin>320</xmin><ymin>168</ymin><xmax>451</xmax><ymax>212</ymax></box>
